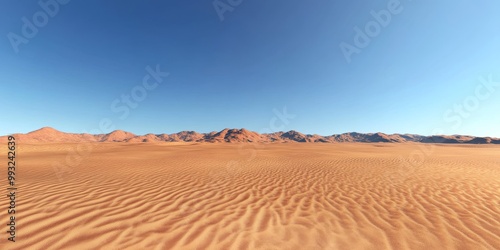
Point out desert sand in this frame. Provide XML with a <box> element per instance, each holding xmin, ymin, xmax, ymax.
<box><xmin>1</xmin><ymin>143</ymin><xmax>499</xmax><ymax>250</ymax></box>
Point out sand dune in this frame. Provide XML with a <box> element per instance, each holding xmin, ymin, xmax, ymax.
<box><xmin>1</xmin><ymin>143</ymin><xmax>498</xmax><ymax>249</ymax></box>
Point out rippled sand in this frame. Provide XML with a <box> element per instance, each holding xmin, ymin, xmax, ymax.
<box><xmin>1</xmin><ymin>143</ymin><xmax>499</xmax><ymax>250</ymax></box>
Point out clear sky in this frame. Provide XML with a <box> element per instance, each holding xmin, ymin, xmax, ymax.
<box><xmin>1</xmin><ymin>1</ymin><xmax>499</xmax><ymax>137</ymax></box>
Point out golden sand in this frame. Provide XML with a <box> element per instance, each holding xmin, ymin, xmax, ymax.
<box><xmin>1</xmin><ymin>143</ymin><xmax>499</xmax><ymax>249</ymax></box>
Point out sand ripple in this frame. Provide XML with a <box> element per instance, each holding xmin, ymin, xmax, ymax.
<box><xmin>1</xmin><ymin>143</ymin><xmax>499</xmax><ymax>250</ymax></box>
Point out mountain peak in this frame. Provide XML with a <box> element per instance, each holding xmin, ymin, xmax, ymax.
<box><xmin>31</xmin><ymin>127</ymin><xmax>61</xmax><ymax>133</ymax></box>
<box><xmin>26</xmin><ymin>127</ymin><xmax>65</xmax><ymax>137</ymax></box>
<box><xmin>101</xmin><ymin>130</ymin><xmax>136</xmax><ymax>142</ymax></box>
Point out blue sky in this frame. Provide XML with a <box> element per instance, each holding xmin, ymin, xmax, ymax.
<box><xmin>1</xmin><ymin>0</ymin><xmax>499</xmax><ymax>136</ymax></box>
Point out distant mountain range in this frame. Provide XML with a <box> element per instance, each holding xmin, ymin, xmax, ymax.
<box><xmin>1</xmin><ymin>127</ymin><xmax>499</xmax><ymax>144</ymax></box>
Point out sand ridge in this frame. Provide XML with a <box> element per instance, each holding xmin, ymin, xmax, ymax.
<box><xmin>0</xmin><ymin>143</ymin><xmax>499</xmax><ymax>249</ymax></box>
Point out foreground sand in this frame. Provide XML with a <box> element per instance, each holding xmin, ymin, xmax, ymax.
<box><xmin>1</xmin><ymin>143</ymin><xmax>499</xmax><ymax>250</ymax></box>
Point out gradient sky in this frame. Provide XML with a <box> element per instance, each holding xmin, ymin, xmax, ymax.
<box><xmin>1</xmin><ymin>1</ymin><xmax>499</xmax><ymax>136</ymax></box>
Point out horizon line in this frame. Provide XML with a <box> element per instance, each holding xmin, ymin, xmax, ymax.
<box><xmin>2</xmin><ymin>126</ymin><xmax>499</xmax><ymax>139</ymax></box>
